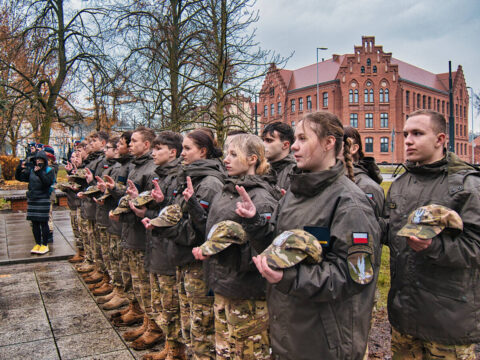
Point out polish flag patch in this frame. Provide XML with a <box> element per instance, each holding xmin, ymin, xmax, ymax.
<box><xmin>366</xmin><ymin>193</ymin><xmax>373</xmax><ymax>199</ymax></box>
<box><xmin>173</xmin><ymin>189</ymin><xmax>178</xmax><ymax>196</ymax></box>
<box><xmin>199</xmin><ymin>200</ymin><xmax>209</xmax><ymax>209</ymax></box>
<box><xmin>353</xmin><ymin>232</ymin><xmax>368</xmax><ymax>244</ymax></box>
<box><xmin>103</xmin><ymin>164</ymin><xmax>109</xmax><ymax>169</ymax></box>
<box><xmin>261</xmin><ymin>213</ymin><xmax>272</xmax><ymax>220</ymax></box>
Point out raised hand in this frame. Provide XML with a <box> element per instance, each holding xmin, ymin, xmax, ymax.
<box><xmin>126</xmin><ymin>179</ymin><xmax>139</xmax><ymax>198</ymax></box>
<box><xmin>95</xmin><ymin>176</ymin><xmax>107</xmax><ymax>193</ymax></box>
<box><xmin>151</xmin><ymin>179</ymin><xmax>165</xmax><ymax>203</ymax></box>
<box><xmin>85</xmin><ymin>168</ymin><xmax>94</xmax><ymax>183</ymax></box>
<box><xmin>252</xmin><ymin>255</ymin><xmax>283</xmax><ymax>284</ymax></box>
<box><xmin>183</xmin><ymin>176</ymin><xmax>194</xmax><ymax>202</ymax></box>
<box><xmin>235</xmin><ymin>185</ymin><xmax>256</xmax><ymax>218</ymax></box>
<box><xmin>103</xmin><ymin>175</ymin><xmax>115</xmax><ymax>190</ymax></box>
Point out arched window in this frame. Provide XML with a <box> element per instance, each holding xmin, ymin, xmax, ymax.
<box><xmin>367</xmin><ymin>58</ymin><xmax>371</xmax><ymax>66</ymax></box>
<box><xmin>373</xmin><ymin>66</ymin><xmax>377</xmax><ymax>73</ymax></box>
<box><xmin>361</xmin><ymin>66</ymin><xmax>365</xmax><ymax>74</ymax></box>
<box><xmin>349</xmin><ymin>89</ymin><xmax>353</xmax><ymax>103</ymax></box>
<box><xmin>379</xmin><ymin>89</ymin><xmax>384</xmax><ymax>103</ymax></box>
<box><xmin>364</xmin><ymin>89</ymin><xmax>369</xmax><ymax>103</ymax></box>
<box><xmin>385</xmin><ymin>89</ymin><xmax>389</xmax><ymax>102</ymax></box>
<box><xmin>369</xmin><ymin>89</ymin><xmax>374</xmax><ymax>103</ymax></box>
<box><xmin>354</xmin><ymin>89</ymin><xmax>359</xmax><ymax>103</ymax></box>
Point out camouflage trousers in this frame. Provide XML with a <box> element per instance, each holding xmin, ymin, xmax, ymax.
<box><xmin>107</xmin><ymin>233</ymin><xmax>123</xmax><ymax>288</ymax></box>
<box><xmin>150</xmin><ymin>273</ymin><xmax>183</xmax><ymax>345</ymax></box>
<box><xmin>391</xmin><ymin>328</ymin><xmax>476</xmax><ymax>360</ymax></box>
<box><xmin>214</xmin><ymin>294</ymin><xmax>270</xmax><ymax>360</ymax></box>
<box><xmin>70</xmin><ymin>209</ymin><xmax>82</xmax><ymax>250</ymax></box>
<box><xmin>119</xmin><ymin>245</ymin><xmax>133</xmax><ymax>299</ymax></box>
<box><xmin>78</xmin><ymin>216</ymin><xmax>93</xmax><ymax>261</ymax></box>
<box><xmin>96</xmin><ymin>226</ymin><xmax>108</xmax><ymax>273</ymax></box>
<box><xmin>177</xmin><ymin>262</ymin><xmax>215</xmax><ymax>360</ymax></box>
<box><xmin>124</xmin><ymin>248</ymin><xmax>152</xmax><ymax>316</ymax></box>
<box><xmin>47</xmin><ymin>200</ymin><xmax>54</xmax><ymax>242</ymax></box>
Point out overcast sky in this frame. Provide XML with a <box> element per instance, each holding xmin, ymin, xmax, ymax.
<box><xmin>253</xmin><ymin>0</ymin><xmax>480</xmax><ymax>130</ymax></box>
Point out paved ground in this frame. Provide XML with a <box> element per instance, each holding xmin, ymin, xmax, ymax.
<box><xmin>0</xmin><ymin>211</ymin><xmax>163</xmax><ymax>359</ymax></box>
<box><xmin>0</xmin><ymin>211</ymin><xmax>75</xmax><ymax>264</ymax></box>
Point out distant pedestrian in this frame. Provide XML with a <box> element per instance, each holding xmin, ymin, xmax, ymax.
<box><xmin>15</xmin><ymin>151</ymin><xmax>56</xmax><ymax>255</ymax></box>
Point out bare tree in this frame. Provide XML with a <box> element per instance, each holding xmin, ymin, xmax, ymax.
<box><xmin>191</xmin><ymin>0</ymin><xmax>289</xmax><ymax>146</ymax></box>
<box><xmin>0</xmin><ymin>0</ymin><xmax>108</xmax><ymax>144</ymax></box>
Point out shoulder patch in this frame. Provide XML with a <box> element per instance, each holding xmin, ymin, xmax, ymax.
<box><xmin>260</xmin><ymin>212</ymin><xmax>272</xmax><ymax>220</ymax></box>
<box><xmin>388</xmin><ymin>202</ymin><xmax>396</xmax><ymax>209</ymax></box>
<box><xmin>347</xmin><ymin>245</ymin><xmax>374</xmax><ymax>285</ymax></box>
<box><xmin>352</xmin><ymin>232</ymin><xmax>368</xmax><ymax>244</ymax></box>
<box><xmin>199</xmin><ymin>200</ymin><xmax>209</xmax><ymax>209</ymax></box>
<box><xmin>366</xmin><ymin>193</ymin><xmax>373</xmax><ymax>199</ymax></box>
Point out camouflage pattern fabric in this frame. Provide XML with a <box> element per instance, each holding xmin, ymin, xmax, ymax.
<box><xmin>54</xmin><ymin>182</ymin><xmax>80</xmax><ymax>192</ymax></box>
<box><xmin>151</xmin><ymin>274</ymin><xmax>183</xmax><ymax>343</ymax></box>
<box><xmin>110</xmin><ymin>195</ymin><xmax>132</xmax><ymax>215</ymax></box>
<box><xmin>176</xmin><ymin>267</ymin><xmax>191</xmax><ymax>345</ymax></box>
<box><xmin>96</xmin><ymin>226</ymin><xmax>109</xmax><ymax>273</ymax></box>
<box><xmin>79</xmin><ymin>216</ymin><xmax>93</xmax><ymax>261</ymax></box>
<box><xmin>397</xmin><ymin>204</ymin><xmax>463</xmax><ymax>240</ymax></box>
<box><xmin>119</xmin><ymin>246</ymin><xmax>133</xmax><ymax>300</ymax></box>
<box><xmin>68</xmin><ymin>168</ymin><xmax>87</xmax><ymax>182</ymax></box>
<box><xmin>151</xmin><ymin>204</ymin><xmax>183</xmax><ymax>227</ymax></box>
<box><xmin>262</xmin><ymin>229</ymin><xmax>323</xmax><ymax>269</ymax></box>
<box><xmin>107</xmin><ymin>233</ymin><xmax>123</xmax><ymax>288</ymax></box>
<box><xmin>132</xmin><ymin>190</ymin><xmax>153</xmax><ymax>207</ymax></box>
<box><xmin>83</xmin><ymin>185</ymin><xmax>101</xmax><ymax>196</ymax></box>
<box><xmin>201</xmin><ymin>221</ymin><xmax>247</xmax><ymax>256</ymax></box>
<box><xmin>214</xmin><ymin>294</ymin><xmax>270</xmax><ymax>360</ymax></box>
<box><xmin>391</xmin><ymin>328</ymin><xmax>475</xmax><ymax>360</ymax></box>
<box><xmin>177</xmin><ymin>262</ymin><xmax>215</xmax><ymax>360</ymax></box>
<box><xmin>71</xmin><ymin>209</ymin><xmax>82</xmax><ymax>250</ymax></box>
<box><xmin>347</xmin><ymin>245</ymin><xmax>374</xmax><ymax>285</ymax></box>
<box><xmin>125</xmin><ymin>248</ymin><xmax>152</xmax><ymax>316</ymax></box>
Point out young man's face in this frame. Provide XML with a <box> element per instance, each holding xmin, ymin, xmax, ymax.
<box><xmin>105</xmin><ymin>143</ymin><xmax>116</xmax><ymax>159</ymax></box>
<box><xmin>129</xmin><ymin>132</ymin><xmax>150</xmax><ymax>157</ymax></box>
<box><xmin>403</xmin><ymin>114</ymin><xmax>445</xmax><ymax>165</ymax></box>
<box><xmin>263</xmin><ymin>131</ymin><xmax>288</xmax><ymax>162</ymax></box>
<box><xmin>117</xmin><ymin>137</ymin><xmax>129</xmax><ymax>156</ymax></box>
<box><xmin>90</xmin><ymin>137</ymin><xmax>105</xmax><ymax>152</ymax></box>
<box><xmin>152</xmin><ymin>144</ymin><xmax>174</xmax><ymax>166</ymax></box>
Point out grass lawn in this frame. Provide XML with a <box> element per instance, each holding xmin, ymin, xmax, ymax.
<box><xmin>376</xmin><ymin>180</ymin><xmax>391</xmax><ymax>308</ymax></box>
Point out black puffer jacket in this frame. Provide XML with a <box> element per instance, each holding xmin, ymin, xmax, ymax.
<box><xmin>80</xmin><ymin>150</ymin><xmax>106</xmax><ymax>220</ymax></box>
<box><xmin>205</xmin><ymin>175</ymin><xmax>280</xmax><ymax>299</ymax></box>
<box><xmin>95</xmin><ymin>158</ymin><xmax>117</xmax><ymax>228</ymax></box>
<box><xmin>15</xmin><ymin>151</ymin><xmax>55</xmax><ymax>200</ymax></box>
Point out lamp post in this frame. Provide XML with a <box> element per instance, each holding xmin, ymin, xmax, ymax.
<box><xmin>467</xmin><ymin>86</ymin><xmax>475</xmax><ymax>163</ymax></box>
<box><xmin>316</xmin><ymin>47</ymin><xmax>328</xmax><ymax>110</ymax></box>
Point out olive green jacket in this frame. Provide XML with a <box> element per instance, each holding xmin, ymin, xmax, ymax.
<box><xmin>384</xmin><ymin>152</ymin><xmax>480</xmax><ymax>344</ymax></box>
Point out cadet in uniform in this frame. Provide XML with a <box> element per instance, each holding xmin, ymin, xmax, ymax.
<box><xmin>261</xmin><ymin>122</ymin><xmax>296</xmax><ymax>190</ymax></box>
<box><xmin>237</xmin><ymin>111</ymin><xmax>381</xmax><ymax>360</ymax></box>
<box><xmin>384</xmin><ymin>109</ymin><xmax>480</xmax><ymax>360</ymax></box>
<box><xmin>193</xmin><ymin>133</ymin><xmax>280</xmax><ymax>360</ymax></box>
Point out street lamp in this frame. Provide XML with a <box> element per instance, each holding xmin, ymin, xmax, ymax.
<box><xmin>467</xmin><ymin>86</ymin><xmax>475</xmax><ymax>163</ymax></box>
<box><xmin>316</xmin><ymin>47</ymin><xmax>328</xmax><ymax>110</ymax></box>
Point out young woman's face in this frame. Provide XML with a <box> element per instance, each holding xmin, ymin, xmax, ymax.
<box><xmin>223</xmin><ymin>144</ymin><xmax>251</xmax><ymax>177</ymax></box>
<box><xmin>117</xmin><ymin>137</ymin><xmax>129</xmax><ymax>156</ymax></box>
<box><xmin>152</xmin><ymin>144</ymin><xmax>172</xmax><ymax>166</ymax></box>
<box><xmin>181</xmin><ymin>136</ymin><xmax>206</xmax><ymax>165</ymax></box>
<box><xmin>291</xmin><ymin>121</ymin><xmax>330</xmax><ymax>172</ymax></box>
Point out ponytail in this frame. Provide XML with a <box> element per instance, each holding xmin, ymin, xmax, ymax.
<box><xmin>343</xmin><ymin>137</ymin><xmax>355</xmax><ymax>182</ymax></box>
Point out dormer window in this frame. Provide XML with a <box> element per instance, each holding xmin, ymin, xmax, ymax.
<box><xmin>367</xmin><ymin>58</ymin><xmax>371</xmax><ymax>66</ymax></box>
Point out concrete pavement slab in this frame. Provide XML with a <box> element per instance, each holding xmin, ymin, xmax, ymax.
<box><xmin>0</xmin><ymin>339</ymin><xmax>60</xmax><ymax>360</ymax></box>
<box><xmin>72</xmin><ymin>349</ymin><xmax>134</xmax><ymax>360</ymax></box>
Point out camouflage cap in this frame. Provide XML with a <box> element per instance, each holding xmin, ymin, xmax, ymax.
<box><xmin>97</xmin><ymin>190</ymin><xmax>111</xmax><ymax>201</ymax></box>
<box><xmin>150</xmin><ymin>204</ymin><xmax>182</xmax><ymax>227</ymax></box>
<box><xmin>69</xmin><ymin>168</ymin><xmax>87</xmax><ymax>180</ymax></box>
<box><xmin>262</xmin><ymin>229</ymin><xmax>323</xmax><ymax>269</ymax></box>
<box><xmin>200</xmin><ymin>220</ymin><xmax>247</xmax><ymax>256</ymax></box>
<box><xmin>54</xmin><ymin>182</ymin><xmax>80</xmax><ymax>192</ymax></box>
<box><xmin>132</xmin><ymin>190</ymin><xmax>153</xmax><ymax>207</ymax></box>
<box><xmin>111</xmin><ymin>195</ymin><xmax>132</xmax><ymax>215</ymax></box>
<box><xmin>83</xmin><ymin>185</ymin><xmax>102</xmax><ymax>196</ymax></box>
<box><xmin>397</xmin><ymin>204</ymin><xmax>463</xmax><ymax>240</ymax></box>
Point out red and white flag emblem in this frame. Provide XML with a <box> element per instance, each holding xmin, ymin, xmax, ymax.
<box><xmin>353</xmin><ymin>232</ymin><xmax>368</xmax><ymax>244</ymax></box>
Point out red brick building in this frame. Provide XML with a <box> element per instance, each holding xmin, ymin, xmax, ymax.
<box><xmin>258</xmin><ymin>36</ymin><xmax>470</xmax><ymax>163</ymax></box>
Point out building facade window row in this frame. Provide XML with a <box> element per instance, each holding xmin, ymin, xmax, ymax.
<box><xmin>350</xmin><ymin>112</ymin><xmax>389</xmax><ymax>129</ymax></box>
<box><xmin>349</xmin><ymin>88</ymin><xmax>388</xmax><ymax>104</ymax></box>
<box><xmin>363</xmin><ymin>137</ymin><xmax>390</xmax><ymax>153</ymax></box>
